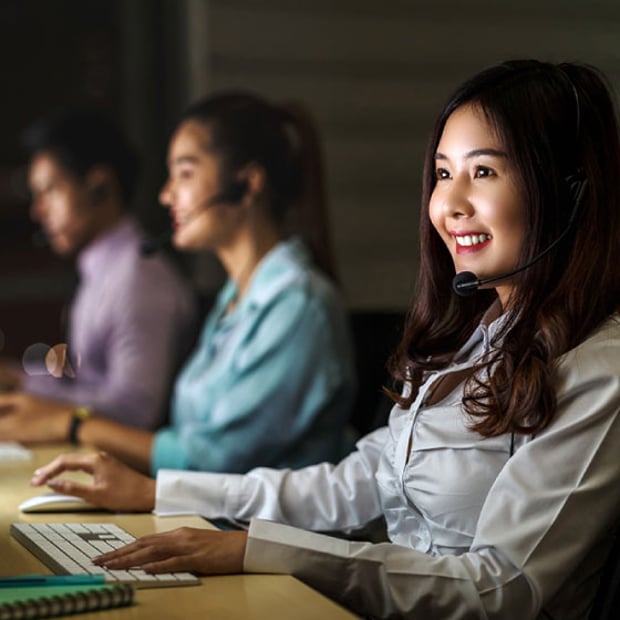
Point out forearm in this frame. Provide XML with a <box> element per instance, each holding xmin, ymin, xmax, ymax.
<box><xmin>244</xmin><ymin>520</ymin><xmax>523</xmax><ymax>620</ymax></box>
<box><xmin>77</xmin><ymin>416</ymin><xmax>153</xmax><ymax>474</ymax></box>
<box><xmin>155</xmin><ymin>429</ymin><xmax>387</xmax><ymax>528</ymax></box>
<box><xmin>25</xmin><ymin>375</ymin><xmax>163</xmax><ymax>431</ymax></box>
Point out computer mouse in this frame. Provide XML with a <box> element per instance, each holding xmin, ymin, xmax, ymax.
<box><xmin>18</xmin><ymin>492</ymin><xmax>101</xmax><ymax>513</ymax></box>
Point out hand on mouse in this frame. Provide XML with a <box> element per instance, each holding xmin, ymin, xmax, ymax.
<box><xmin>31</xmin><ymin>451</ymin><xmax>155</xmax><ymax>513</ymax></box>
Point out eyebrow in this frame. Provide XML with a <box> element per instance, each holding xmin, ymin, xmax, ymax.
<box><xmin>168</xmin><ymin>154</ymin><xmax>200</xmax><ymax>167</ymax></box>
<box><xmin>435</xmin><ymin>148</ymin><xmax>508</xmax><ymax>160</ymax></box>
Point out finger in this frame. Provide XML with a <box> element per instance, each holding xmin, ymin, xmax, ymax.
<box><xmin>46</xmin><ymin>478</ymin><xmax>100</xmax><ymax>504</ymax></box>
<box><xmin>93</xmin><ymin>543</ymin><xmax>141</xmax><ymax>566</ymax></box>
<box><xmin>31</xmin><ymin>453</ymin><xmax>101</xmax><ymax>485</ymax></box>
<box><xmin>95</xmin><ymin>543</ymin><xmax>170</xmax><ymax>569</ymax></box>
<box><xmin>142</xmin><ymin>556</ymin><xmax>195</xmax><ymax>575</ymax></box>
<box><xmin>93</xmin><ymin>533</ymin><xmax>166</xmax><ymax>565</ymax></box>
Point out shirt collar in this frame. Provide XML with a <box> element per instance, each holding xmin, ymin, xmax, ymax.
<box><xmin>77</xmin><ymin>216</ymin><xmax>138</xmax><ymax>280</ymax></box>
<box><xmin>218</xmin><ymin>237</ymin><xmax>311</xmax><ymax>314</ymax></box>
<box><xmin>454</xmin><ymin>299</ymin><xmax>511</xmax><ymax>361</ymax></box>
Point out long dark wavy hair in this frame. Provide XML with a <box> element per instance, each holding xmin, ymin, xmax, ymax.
<box><xmin>389</xmin><ymin>60</ymin><xmax>620</xmax><ymax>436</ymax></box>
<box><xmin>179</xmin><ymin>92</ymin><xmax>338</xmax><ymax>281</ymax></box>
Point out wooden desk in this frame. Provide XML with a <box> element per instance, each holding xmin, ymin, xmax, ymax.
<box><xmin>1</xmin><ymin>445</ymin><xmax>359</xmax><ymax>619</ymax></box>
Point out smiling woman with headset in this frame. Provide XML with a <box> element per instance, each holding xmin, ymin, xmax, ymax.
<box><xmin>0</xmin><ymin>92</ymin><xmax>357</xmax><ymax>475</ymax></box>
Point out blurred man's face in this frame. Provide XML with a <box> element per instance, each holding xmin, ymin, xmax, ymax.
<box><xmin>28</xmin><ymin>152</ymin><xmax>99</xmax><ymax>256</ymax></box>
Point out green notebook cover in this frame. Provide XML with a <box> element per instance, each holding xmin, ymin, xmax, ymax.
<box><xmin>0</xmin><ymin>583</ymin><xmax>134</xmax><ymax>618</ymax></box>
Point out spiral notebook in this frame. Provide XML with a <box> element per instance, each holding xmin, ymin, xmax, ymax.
<box><xmin>0</xmin><ymin>582</ymin><xmax>134</xmax><ymax>619</ymax></box>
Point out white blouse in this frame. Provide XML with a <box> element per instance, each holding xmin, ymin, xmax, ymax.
<box><xmin>156</xmin><ymin>311</ymin><xmax>620</xmax><ymax>620</ymax></box>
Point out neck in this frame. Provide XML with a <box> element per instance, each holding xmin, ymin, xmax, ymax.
<box><xmin>218</xmin><ymin>226</ymin><xmax>283</xmax><ymax>304</ymax></box>
<box><xmin>91</xmin><ymin>203</ymin><xmax>127</xmax><ymax>239</ymax></box>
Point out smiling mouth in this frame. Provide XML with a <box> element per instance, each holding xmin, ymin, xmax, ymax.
<box><xmin>455</xmin><ymin>233</ymin><xmax>492</xmax><ymax>248</ymax></box>
<box><xmin>173</xmin><ymin>215</ymin><xmax>190</xmax><ymax>229</ymax></box>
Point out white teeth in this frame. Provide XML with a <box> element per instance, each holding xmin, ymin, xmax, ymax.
<box><xmin>455</xmin><ymin>233</ymin><xmax>491</xmax><ymax>246</ymax></box>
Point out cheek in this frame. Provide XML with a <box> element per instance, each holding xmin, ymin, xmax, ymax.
<box><xmin>495</xmin><ymin>199</ymin><xmax>527</xmax><ymax>244</ymax></box>
<box><xmin>50</xmin><ymin>189</ymin><xmax>82</xmax><ymax>220</ymax></box>
<box><xmin>428</xmin><ymin>194</ymin><xmax>447</xmax><ymax>238</ymax></box>
<box><xmin>180</xmin><ymin>183</ymin><xmax>214</xmax><ymax>213</ymax></box>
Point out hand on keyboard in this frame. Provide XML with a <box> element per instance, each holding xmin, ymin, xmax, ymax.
<box><xmin>11</xmin><ymin>522</ymin><xmax>200</xmax><ymax>588</ymax></box>
<box><xmin>93</xmin><ymin>526</ymin><xmax>248</xmax><ymax>577</ymax></box>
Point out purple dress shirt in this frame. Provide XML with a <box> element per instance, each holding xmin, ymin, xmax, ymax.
<box><xmin>24</xmin><ymin>217</ymin><xmax>197</xmax><ymax>430</ymax></box>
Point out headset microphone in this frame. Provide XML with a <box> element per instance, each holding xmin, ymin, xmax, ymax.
<box><xmin>139</xmin><ymin>179</ymin><xmax>248</xmax><ymax>257</ymax></box>
<box><xmin>140</xmin><ymin>231</ymin><xmax>172</xmax><ymax>257</ymax></box>
<box><xmin>452</xmin><ymin>174</ymin><xmax>588</xmax><ymax>297</ymax></box>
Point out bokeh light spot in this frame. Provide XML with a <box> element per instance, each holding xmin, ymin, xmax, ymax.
<box><xmin>22</xmin><ymin>343</ymin><xmax>52</xmax><ymax>376</ymax></box>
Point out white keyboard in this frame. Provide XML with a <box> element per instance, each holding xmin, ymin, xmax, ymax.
<box><xmin>11</xmin><ymin>522</ymin><xmax>200</xmax><ymax>588</ymax></box>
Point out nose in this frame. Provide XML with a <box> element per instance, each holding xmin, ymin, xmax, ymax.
<box><xmin>159</xmin><ymin>179</ymin><xmax>173</xmax><ymax>208</ymax></box>
<box><xmin>439</xmin><ymin>176</ymin><xmax>474</xmax><ymax>219</ymax></box>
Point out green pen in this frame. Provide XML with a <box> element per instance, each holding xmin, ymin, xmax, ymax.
<box><xmin>0</xmin><ymin>574</ymin><xmax>106</xmax><ymax>588</ymax></box>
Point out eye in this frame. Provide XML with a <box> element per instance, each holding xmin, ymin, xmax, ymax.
<box><xmin>173</xmin><ymin>167</ymin><xmax>194</xmax><ymax>181</ymax></box>
<box><xmin>474</xmin><ymin>165</ymin><xmax>495</xmax><ymax>178</ymax></box>
<box><xmin>435</xmin><ymin>167</ymin><xmax>451</xmax><ymax>180</ymax></box>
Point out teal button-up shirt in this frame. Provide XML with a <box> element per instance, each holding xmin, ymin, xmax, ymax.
<box><xmin>151</xmin><ymin>238</ymin><xmax>356</xmax><ymax>474</ymax></box>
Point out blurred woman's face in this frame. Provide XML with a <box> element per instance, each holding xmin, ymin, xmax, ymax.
<box><xmin>28</xmin><ymin>152</ymin><xmax>99</xmax><ymax>256</ymax></box>
<box><xmin>159</xmin><ymin>120</ymin><xmax>245</xmax><ymax>252</ymax></box>
<box><xmin>428</xmin><ymin>104</ymin><xmax>526</xmax><ymax>307</ymax></box>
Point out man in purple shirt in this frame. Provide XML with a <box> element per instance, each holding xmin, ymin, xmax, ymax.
<box><xmin>0</xmin><ymin>108</ymin><xmax>197</xmax><ymax>430</ymax></box>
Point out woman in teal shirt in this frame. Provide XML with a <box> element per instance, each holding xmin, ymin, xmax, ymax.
<box><xmin>0</xmin><ymin>92</ymin><xmax>356</xmax><ymax>474</ymax></box>
<box><xmin>154</xmin><ymin>235</ymin><xmax>355</xmax><ymax>473</ymax></box>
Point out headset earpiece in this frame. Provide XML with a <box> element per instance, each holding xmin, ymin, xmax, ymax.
<box><xmin>564</xmin><ymin>172</ymin><xmax>587</xmax><ymax>207</ymax></box>
<box><xmin>563</xmin><ymin>172</ymin><xmax>588</xmax><ymax>225</ymax></box>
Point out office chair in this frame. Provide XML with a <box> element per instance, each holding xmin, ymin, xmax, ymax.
<box><xmin>589</xmin><ymin>531</ymin><xmax>620</xmax><ymax>620</ymax></box>
<box><xmin>348</xmin><ymin>310</ymin><xmax>405</xmax><ymax>435</ymax></box>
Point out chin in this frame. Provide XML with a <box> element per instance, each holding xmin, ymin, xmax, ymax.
<box><xmin>172</xmin><ymin>234</ymin><xmax>200</xmax><ymax>252</ymax></box>
<box><xmin>50</xmin><ymin>240</ymin><xmax>75</xmax><ymax>257</ymax></box>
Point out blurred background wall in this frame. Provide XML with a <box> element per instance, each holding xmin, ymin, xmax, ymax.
<box><xmin>1</xmin><ymin>0</ymin><xmax>619</xmax><ymax>359</ymax></box>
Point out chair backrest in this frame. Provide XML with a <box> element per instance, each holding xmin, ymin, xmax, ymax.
<box><xmin>589</xmin><ymin>531</ymin><xmax>620</xmax><ymax>620</ymax></box>
<box><xmin>348</xmin><ymin>310</ymin><xmax>405</xmax><ymax>436</ymax></box>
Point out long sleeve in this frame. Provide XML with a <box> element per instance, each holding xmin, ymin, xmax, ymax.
<box><xmin>241</xmin><ymin>319</ymin><xmax>620</xmax><ymax>620</ymax></box>
<box><xmin>155</xmin><ymin>428</ymin><xmax>387</xmax><ymax>531</ymax></box>
<box><xmin>26</xmin><ymin>266</ymin><xmax>195</xmax><ymax>429</ymax></box>
<box><xmin>24</xmin><ymin>219</ymin><xmax>197</xmax><ymax>430</ymax></box>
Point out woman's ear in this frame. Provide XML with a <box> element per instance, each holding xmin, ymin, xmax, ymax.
<box><xmin>239</xmin><ymin>163</ymin><xmax>266</xmax><ymax>203</ymax></box>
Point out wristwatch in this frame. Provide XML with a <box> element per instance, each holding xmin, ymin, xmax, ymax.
<box><xmin>68</xmin><ymin>406</ymin><xmax>93</xmax><ymax>445</ymax></box>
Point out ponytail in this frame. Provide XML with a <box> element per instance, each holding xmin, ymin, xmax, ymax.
<box><xmin>279</xmin><ymin>102</ymin><xmax>338</xmax><ymax>283</ymax></box>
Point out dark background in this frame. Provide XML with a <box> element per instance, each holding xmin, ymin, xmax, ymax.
<box><xmin>2</xmin><ymin>1</ymin><xmax>619</xmax><ymax>433</ymax></box>
<box><xmin>0</xmin><ymin>1</ymin><xmax>185</xmax><ymax>358</ymax></box>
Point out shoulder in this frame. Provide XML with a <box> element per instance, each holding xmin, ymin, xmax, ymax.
<box><xmin>249</xmin><ymin>238</ymin><xmax>344</xmax><ymax>314</ymax></box>
<box><xmin>556</xmin><ymin>314</ymin><xmax>620</xmax><ymax>391</ymax></box>
<box><xmin>561</xmin><ymin>315</ymin><xmax>620</xmax><ymax>365</ymax></box>
<box><xmin>113</xmin><ymin>227</ymin><xmax>191</xmax><ymax>293</ymax></box>
<box><xmin>105</xmin><ymin>240</ymin><xmax>194</xmax><ymax>313</ymax></box>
